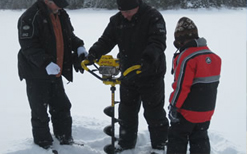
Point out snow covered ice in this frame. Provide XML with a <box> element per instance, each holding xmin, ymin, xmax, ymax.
<box><xmin>0</xmin><ymin>8</ymin><xmax>246</xmax><ymax>154</ymax></box>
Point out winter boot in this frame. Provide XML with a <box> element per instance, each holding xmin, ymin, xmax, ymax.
<box><xmin>34</xmin><ymin>140</ymin><xmax>53</xmax><ymax>149</ymax></box>
<box><xmin>114</xmin><ymin>145</ymin><xmax>134</xmax><ymax>154</ymax></box>
<box><xmin>150</xmin><ymin>148</ymin><xmax>165</xmax><ymax>154</ymax></box>
<box><xmin>56</xmin><ymin>135</ymin><xmax>74</xmax><ymax>145</ymax></box>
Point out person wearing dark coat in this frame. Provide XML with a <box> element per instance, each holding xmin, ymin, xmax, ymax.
<box><xmin>87</xmin><ymin>0</ymin><xmax>169</xmax><ymax>153</ymax></box>
<box><xmin>17</xmin><ymin>0</ymin><xmax>87</xmax><ymax>149</ymax></box>
<box><xmin>167</xmin><ymin>17</ymin><xmax>222</xmax><ymax>154</ymax></box>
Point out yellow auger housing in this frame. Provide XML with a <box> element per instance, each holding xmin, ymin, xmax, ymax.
<box><xmin>81</xmin><ymin>55</ymin><xmax>141</xmax><ymax>86</ymax></box>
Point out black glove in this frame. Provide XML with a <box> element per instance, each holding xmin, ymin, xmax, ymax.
<box><xmin>74</xmin><ymin>53</ymin><xmax>86</xmax><ymax>74</ymax></box>
<box><xmin>141</xmin><ymin>59</ymin><xmax>151</xmax><ymax>73</ymax></box>
<box><xmin>168</xmin><ymin>104</ymin><xmax>180</xmax><ymax>123</ymax></box>
<box><xmin>86</xmin><ymin>53</ymin><xmax>96</xmax><ymax>65</ymax></box>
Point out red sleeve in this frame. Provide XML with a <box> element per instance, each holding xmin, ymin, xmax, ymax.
<box><xmin>169</xmin><ymin>53</ymin><xmax>195</xmax><ymax>108</ymax></box>
<box><xmin>169</xmin><ymin>46</ymin><xmax>213</xmax><ymax>108</ymax></box>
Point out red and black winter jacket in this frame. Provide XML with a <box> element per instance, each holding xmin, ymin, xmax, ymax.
<box><xmin>169</xmin><ymin>38</ymin><xmax>221</xmax><ymax>123</ymax></box>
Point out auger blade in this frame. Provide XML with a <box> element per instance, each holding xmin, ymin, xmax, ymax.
<box><xmin>104</xmin><ymin>106</ymin><xmax>114</xmax><ymax>117</ymax></box>
<box><xmin>104</xmin><ymin>144</ymin><xmax>114</xmax><ymax>154</ymax></box>
<box><xmin>114</xmin><ymin>118</ymin><xmax>122</xmax><ymax>123</ymax></box>
<box><xmin>104</xmin><ymin>125</ymin><xmax>112</xmax><ymax>136</ymax></box>
<box><xmin>103</xmin><ymin>125</ymin><xmax>119</xmax><ymax>141</ymax></box>
<box><xmin>114</xmin><ymin>101</ymin><xmax>120</xmax><ymax>104</ymax></box>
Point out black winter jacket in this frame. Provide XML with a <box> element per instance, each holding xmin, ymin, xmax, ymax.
<box><xmin>89</xmin><ymin>2</ymin><xmax>167</xmax><ymax>79</ymax></box>
<box><xmin>17</xmin><ymin>0</ymin><xmax>84</xmax><ymax>82</ymax></box>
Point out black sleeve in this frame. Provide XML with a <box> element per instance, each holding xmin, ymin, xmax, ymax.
<box><xmin>89</xmin><ymin>17</ymin><xmax>117</xmax><ymax>59</ymax></box>
<box><xmin>18</xmin><ymin>11</ymin><xmax>52</xmax><ymax>68</ymax></box>
<box><xmin>142</xmin><ymin>10</ymin><xmax>167</xmax><ymax>63</ymax></box>
<box><xmin>66</xmin><ymin>14</ymin><xmax>84</xmax><ymax>53</ymax></box>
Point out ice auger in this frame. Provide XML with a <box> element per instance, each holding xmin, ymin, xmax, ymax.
<box><xmin>81</xmin><ymin>55</ymin><xmax>141</xmax><ymax>154</ymax></box>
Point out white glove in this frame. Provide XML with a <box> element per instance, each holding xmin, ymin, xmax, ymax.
<box><xmin>77</xmin><ymin>46</ymin><xmax>88</xmax><ymax>57</ymax></box>
<box><xmin>46</xmin><ymin>62</ymin><xmax>60</xmax><ymax>75</ymax></box>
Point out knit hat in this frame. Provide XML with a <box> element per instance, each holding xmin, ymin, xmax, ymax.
<box><xmin>117</xmin><ymin>0</ymin><xmax>140</xmax><ymax>11</ymax></box>
<box><xmin>52</xmin><ymin>0</ymin><xmax>69</xmax><ymax>8</ymax></box>
<box><xmin>174</xmin><ymin>17</ymin><xmax>199</xmax><ymax>46</ymax></box>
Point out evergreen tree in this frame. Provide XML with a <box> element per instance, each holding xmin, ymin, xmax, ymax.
<box><xmin>67</xmin><ymin>0</ymin><xmax>84</xmax><ymax>9</ymax></box>
<box><xmin>0</xmin><ymin>0</ymin><xmax>245</xmax><ymax>10</ymax></box>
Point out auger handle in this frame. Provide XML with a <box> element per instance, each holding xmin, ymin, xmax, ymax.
<box><xmin>81</xmin><ymin>59</ymin><xmax>104</xmax><ymax>81</ymax></box>
<box><xmin>80</xmin><ymin>59</ymin><xmax>91</xmax><ymax>71</ymax></box>
<box><xmin>123</xmin><ymin>65</ymin><xmax>141</xmax><ymax>77</ymax></box>
<box><xmin>81</xmin><ymin>60</ymin><xmax>142</xmax><ymax>84</ymax></box>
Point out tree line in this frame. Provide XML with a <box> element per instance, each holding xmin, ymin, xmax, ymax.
<box><xmin>0</xmin><ymin>0</ymin><xmax>246</xmax><ymax>10</ymax></box>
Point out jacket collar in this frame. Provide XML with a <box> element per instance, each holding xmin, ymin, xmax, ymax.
<box><xmin>179</xmin><ymin>37</ymin><xmax>207</xmax><ymax>52</ymax></box>
<box><xmin>171</xmin><ymin>37</ymin><xmax>207</xmax><ymax>74</ymax></box>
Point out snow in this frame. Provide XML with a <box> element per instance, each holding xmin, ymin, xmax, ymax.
<box><xmin>0</xmin><ymin>8</ymin><xmax>246</xmax><ymax>154</ymax></box>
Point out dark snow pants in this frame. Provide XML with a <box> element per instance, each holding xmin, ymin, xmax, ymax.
<box><xmin>167</xmin><ymin>113</ymin><xmax>210</xmax><ymax>154</ymax></box>
<box><xmin>26</xmin><ymin>77</ymin><xmax>72</xmax><ymax>146</ymax></box>
<box><xmin>118</xmin><ymin>76</ymin><xmax>169</xmax><ymax>150</ymax></box>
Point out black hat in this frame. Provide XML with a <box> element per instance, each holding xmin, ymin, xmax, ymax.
<box><xmin>117</xmin><ymin>0</ymin><xmax>140</xmax><ymax>11</ymax></box>
<box><xmin>52</xmin><ymin>0</ymin><xmax>69</xmax><ymax>8</ymax></box>
<box><xmin>174</xmin><ymin>17</ymin><xmax>199</xmax><ymax>45</ymax></box>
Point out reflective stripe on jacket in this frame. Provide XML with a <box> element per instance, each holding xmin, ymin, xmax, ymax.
<box><xmin>169</xmin><ymin>38</ymin><xmax>221</xmax><ymax>123</ymax></box>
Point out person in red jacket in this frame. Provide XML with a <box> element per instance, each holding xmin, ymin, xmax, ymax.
<box><xmin>167</xmin><ymin>17</ymin><xmax>221</xmax><ymax>154</ymax></box>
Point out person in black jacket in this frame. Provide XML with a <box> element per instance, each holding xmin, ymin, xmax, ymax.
<box><xmin>87</xmin><ymin>0</ymin><xmax>169</xmax><ymax>153</ymax></box>
<box><xmin>17</xmin><ymin>0</ymin><xmax>87</xmax><ymax>149</ymax></box>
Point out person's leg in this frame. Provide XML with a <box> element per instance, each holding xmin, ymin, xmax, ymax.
<box><xmin>118</xmin><ymin>81</ymin><xmax>141</xmax><ymax>149</ymax></box>
<box><xmin>141</xmin><ymin>77</ymin><xmax>169</xmax><ymax>150</ymax></box>
<box><xmin>49</xmin><ymin>78</ymin><xmax>72</xmax><ymax>144</ymax></box>
<box><xmin>167</xmin><ymin>114</ymin><xmax>194</xmax><ymax>154</ymax></box>
<box><xmin>189</xmin><ymin>121</ymin><xmax>210</xmax><ymax>154</ymax></box>
<box><xmin>26</xmin><ymin>79</ymin><xmax>53</xmax><ymax>148</ymax></box>
<box><xmin>167</xmin><ymin>126</ymin><xmax>188</xmax><ymax>154</ymax></box>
